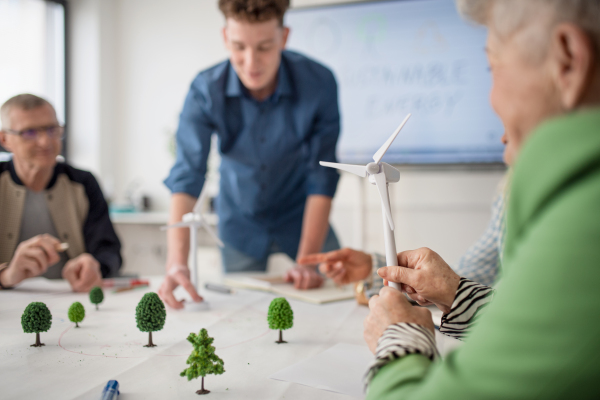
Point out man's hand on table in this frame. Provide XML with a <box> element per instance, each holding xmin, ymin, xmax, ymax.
<box><xmin>298</xmin><ymin>248</ymin><xmax>372</xmax><ymax>285</ymax></box>
<box><xmin>378</xmin><ymin>247</ymin><xmax>461</xmax><ymax>314</ymax></box>
<box><xmin>62</xmin><ymin>253</ymin><xmax>102</xmax><ymax>292</ymax></box>
<box><xmin>364</xmin><ymin>286</ymin><xmax>435</xmax><ymax>353</ymax></box>
<box><xmin>0</xmin><ymin>234</ymin><xmax>62</xmax><ymax>287</ymax></box>
<box><xmin>158</xmin><ymin>264</ymin><xmax>203</xmax><ymax>309</ymax></box>
<box><xmin>284</xmin><ymin>264</ymin><xmax>324</xmax><ymax>289</ymax></box>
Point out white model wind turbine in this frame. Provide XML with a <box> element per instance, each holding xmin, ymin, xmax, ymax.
<box><xmin>161</xmin><ymin>187</ymin><xmax>224</xmax><ymax>291</ymax></box>
<box><xmin>320</xmin><ymin>114</ymin><xmax>411</xmax><ymax>290</ymax></box>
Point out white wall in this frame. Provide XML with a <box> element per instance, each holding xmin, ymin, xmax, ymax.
<box><xmin>68</xmin><ymin>0</ymin><xmax>505</xmax><ymax>267</ymax></box>
<box><xmin>68</xmin><ymin>0</ymin><xmax>117</xmax><ymax>192</ymax></box>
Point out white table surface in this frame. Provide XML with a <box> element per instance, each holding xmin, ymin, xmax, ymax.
<box><xmin>1</xmin><ymin>277</ymin><xmax>460</xmax><ymax>400</ymax></box>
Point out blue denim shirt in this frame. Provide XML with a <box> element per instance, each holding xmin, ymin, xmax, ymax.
<box><xmin>164</xmin><ymin>51</ymin><xmax>340</xmax><ymax>260</ymax></box>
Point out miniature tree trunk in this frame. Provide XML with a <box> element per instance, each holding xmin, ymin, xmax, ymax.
<box><xmin>145</xmin><ymin>331</ymin><xmax>156</xmax><ymax>348</ymax></box>
<box><xmin>181</xmin><ymin>328</ymin><xmax>224</xmax><ymax>395</ymax></box>
<box><xmin>68</xmin><ymin>302</ymin><xmax>85</xmax><ymax>328</ymax></box>
<box><xmin>276</xmin><ymin>329</ymin><xmax>287</xmax><ymax>344</ymax></box>
<box><xmin>22</xmin><ymin>302</ymin><xmax>52</xmax><ymax>347</ymax></box>
<box><xmin>136</xmin><ymin>292</ymin><xmax>166</xmax><ymax>348</ymax></box>
<box><xmin>268</xmin><ymin>297</ymin><xmax>293</xmax><ymax>344</ymax></box>
<box><xmin>89</xmin><ymin>286</ymin><xmax>104</xmax><ymax>310</ymax></box>
<box><xmin>196</xmin><ymin>376</ymin><xmax>210</xmax><ymax>395</ymax></box>
<box><xmin>31</xmin><ymin>332</ymin><xmax>44</xmax><ymax>347</ymax></box>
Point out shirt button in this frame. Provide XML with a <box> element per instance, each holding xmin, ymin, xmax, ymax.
<box><xmin>47</xmin><ymin>194</ymin><xmax>53</xmax><ymax>201</ymax></box>
<box><xmin>63</xmin><ymin>233</ymin><xmax>69</xmax><ymax>239</ymax></box>
<box><xmin>261</xmin><ymin>184</ymin><xmax>267</xmax><ymax>190</ymax></box>
<box><xmin>7</xmin><ymin>233</ymin><xmax>12</xmax><ymax>239</ymax></box>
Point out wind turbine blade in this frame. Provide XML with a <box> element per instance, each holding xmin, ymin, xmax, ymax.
<box><xmin>160</xmin><ymin>221</ymin><xmax>193</xmax><ymax>230</ymax></box>
<box><xmin>319</xmin><ymin>161</ymin><xmax>366</xmax><ymax>177</ymax></box>
<box><xmin>200</xmin><ymin>223</ymin><xmax>224</xmax><ymax>248</ymax></box>
<box><xmin>193</xmin><ymin>186</ymin><xmax>208</xmax><ymax>214</ymax></box>
<box><xmin>381</xmin><ymin>162</ymin><xmax>400</xmax><ymax>183</ymax></box>
<box><xmin>373</xmin><ymin>114</ymin><xmax>411</xmax><ymax>164</ymax></box>
<box><xmin>373</xmin><ymin>172</ymin><xmax>395</xmax><ymax>231</ymax></box>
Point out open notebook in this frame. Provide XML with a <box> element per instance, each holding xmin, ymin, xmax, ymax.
<box><xmin>223</xmin><ymin>273</ymin><xmax>355</xmax><ymax>304</ymax></box>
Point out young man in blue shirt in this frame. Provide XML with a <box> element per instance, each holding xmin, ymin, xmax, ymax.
<box><xmin>159</xmin><ymin>0</ymin><xmax>341</xmax><ymax>308</ymax></box>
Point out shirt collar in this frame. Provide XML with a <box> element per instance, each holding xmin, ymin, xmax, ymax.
<box><xmin>225</xmin><ymin>59</ymin><xmax>293</xmax><ymax>102</ymax></box>
<box><xmin>8</xmin><ymin>159</ymin><xmax>61</xmax><ymax>189</ymax></box>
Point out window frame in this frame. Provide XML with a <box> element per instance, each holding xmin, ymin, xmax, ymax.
<box><xmin>0</xmin><ymin>0</ymin><xmax>69</xmax><ymax>158</ymax></box>
<box><xmin>46</xmin><ymin>0</ymin><xmax>69</xmax><ymax>159</ymax></box>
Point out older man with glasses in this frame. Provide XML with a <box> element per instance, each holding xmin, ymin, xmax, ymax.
<box><xmin>0</xmin><ymin>94</ymin><xmax>122</xmax><ymax>292</ymax></box>
<box><xmin>361</xmin><ymin>0</ymin><xmax>600</xmax><ymax>398</ymax></box>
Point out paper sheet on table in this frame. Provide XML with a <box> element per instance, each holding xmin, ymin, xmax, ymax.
<box><xmin>223</xmin><ymin>273</ymin><xmax>355</xmax><ymax>304</ymax></box>
<box><xmin>269</xmin><ymin>343</ymin><xmax>373</xmax><ymax>399</ymax></box>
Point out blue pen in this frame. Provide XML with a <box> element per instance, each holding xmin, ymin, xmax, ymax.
<box><xmin>100</xmin><ymin>380</ymin><xmax>119</xmax><ymax>400</ymax></box>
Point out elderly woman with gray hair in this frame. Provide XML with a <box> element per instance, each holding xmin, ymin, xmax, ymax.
<box><xmin>362</xmin><ymin>0</ymin><xmax>600</xmax><ymax>398</ymax></box>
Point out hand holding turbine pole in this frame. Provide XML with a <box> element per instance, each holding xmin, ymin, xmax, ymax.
<box><xmin>159</xmin><ymin>188</ymin><xmax>224</xmax><ymax>308</ymax></box>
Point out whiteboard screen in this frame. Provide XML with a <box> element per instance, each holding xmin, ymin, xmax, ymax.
<box><xmin>285</xmin><ymin>0</ymin><xmax>504</xmax><ymax>164</ymax></box>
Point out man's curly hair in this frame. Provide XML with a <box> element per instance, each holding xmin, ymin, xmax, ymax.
<box><xmin>218</xmin><ymin>0</ymin><xmax>290</xmax><ymax>26</ymax></box>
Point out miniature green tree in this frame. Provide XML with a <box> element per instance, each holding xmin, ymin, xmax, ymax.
<box><xmin>268</xmin><ymin>297</ymin><xmax>294</xmax><ymax>344</ymax></box>
<box><xmin>180</xmin><ymin>328</ymin><xmax>225</xmax><ymax>395</ymax></box>
<box><xmin>89</xmin><ymin>286</ymin><xmax>104</xmax><ymax>310</ymax></box>
<box><xmin>135</xmin><ymin>292</ymin><xmax>166</xmax><ymax>347</ymax></box>
<box><xmin>21</xmin><ymin>302</ymin><xmax>52</xmax><ymax>347</ymax></box>
<box><xmin>68</xmin><ymin>302</ymin><xmax>85</xmax><ymax>328</ymax></box>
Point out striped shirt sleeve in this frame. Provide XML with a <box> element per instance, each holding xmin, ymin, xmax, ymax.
<box><xmin>364</xmin><ymin>323</ymin><xmax>439</xmax><ymax>390</ymax></box>
<box><xmin>451</xmin><ymin>191</ymin><xmax>505</xmax><ymax>286</ymax></box>
<box><xmin>439</xmin><ymin>277</ymin><xmax>495</xmax><ymax>340</ymax></box>
<box><xmin>452</xmin><ymin>174</ymin><xmax>509</xmax><ymax>287</ymax></box>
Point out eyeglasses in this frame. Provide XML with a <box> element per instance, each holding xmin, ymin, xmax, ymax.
<box><xmin>4</xmin><ymin>125</ymin><xmax>65</xmax><ymax>141</ymax></box>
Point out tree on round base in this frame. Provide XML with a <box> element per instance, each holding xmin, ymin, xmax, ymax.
<box><xmin>135</xmin><ymin>292</ymin><xmax>166</xmax><ymax>347</ymax></box>
<box><xmin>89</xmin><ymin>286</ymin><xmax>104</xmax><ymax>310</ymax></box>
<box><xmin>68</xmin><ymin>302</ymin><xmax>85</xmax><ymax>328</ymax></box>
<box><xmin>21</xmin><ymin>302</ymin><xmax>52</xmax><ymax>347</ymax></box>
<box><xmin>180</xmin><ymin>328</ymin><xmax>225</xmax><ymax>395</ymax></box>
<box><xmin>267</xmin><ymin>297</ymin><xmax>294</xmax><ymax>344</ymax></box>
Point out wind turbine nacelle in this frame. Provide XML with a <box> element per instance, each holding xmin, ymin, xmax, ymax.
<box><xmin>366</xmin><ymin>162</ymin><xmax>380</xmax><ymax>175</ymax></box>
<box><xmin>182</xmin><ymin>213</ymin><xmax>201</xmax><ymax>223</ymax></box>
<box><xmin>382</xmin><ymin>163</ymin><xmax>400</xmax><ymax>183</ymax></box>
<box><xmin>367</xmin><ymin>162</ymin><xmax>400</xmax><ymax>185</ymax></box>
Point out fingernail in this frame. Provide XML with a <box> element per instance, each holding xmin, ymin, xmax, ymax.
<box><xmin>377</xmin><ymin>267</ymin><xmax>386</xmax><ymax>277</ymax></box>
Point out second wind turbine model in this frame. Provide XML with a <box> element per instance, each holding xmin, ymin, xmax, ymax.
<box><xmin>161</xmin><ymin>187</ymin><xmax>224</xmax><ymax>304</ymax></box>
<box><xmin>320</xmin><ymin>114</ymin><xmax>411</xmax><ymax>290</ymax></box>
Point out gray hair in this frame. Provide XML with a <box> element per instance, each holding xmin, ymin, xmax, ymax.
<box><xmin>456</xmin><ymin>0</ymin><xmax>600</xmax><ymax>58</ymax></box>
<box><xmin>0</xmin><ymin>94</ymin><xmax>54</xmax><ymax>130</ymax></box>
